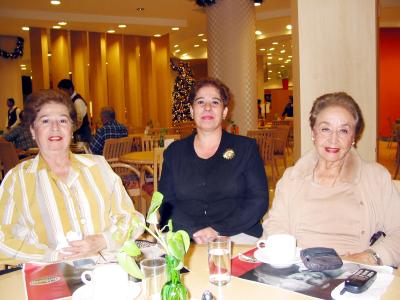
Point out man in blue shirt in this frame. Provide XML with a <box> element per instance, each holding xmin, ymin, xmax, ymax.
<box><xmin>89</xmin><ymin>107</ymin><xmax>128</xmax><ymax>155</ymax></box>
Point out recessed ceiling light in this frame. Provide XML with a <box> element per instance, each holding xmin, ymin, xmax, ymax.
<box><xmin>153</xmin><ymin>34</ymin><xmax>161</xmax><ymax>37</ymax></box>
<box><xmin>267</xmin><ymin>62</ymin><xmax>272</xmax><ymax>65</ymax></box>
<box><xmin>174</xmin><ymin>44</ymin><xmax>179</xmax><ymax>48</ymax></box>
<box><xmin>22</xmin><ymin>27</ymin><xmax>30</xmax><ymax>31</ymax></box>
<box><xmin>288</xmin><ymin>55</ymin><xmax>293</xmax><ymax>58</ymax></box>
<box><xmin>254</xmin><ymin>3</ymin><xmax>261</xmax><ymax>7</ymax></box>
<box><xmin>194</xmin><ymin>44</ymin><xmax>199</xmax><ymax>48</ymax></box>
<box><xmin>255</xmin><ymin>30</ymin><xmax>262</xmax><ymax>36</ymax></box>
<box><xmin>267</xmin><ymin>53</ymin><xmax>272</xmax><ymax>56</ymax></box>
<box><xmin>50</xmin><ymin>0</ymin><xmax>61</xmax><ymax>5</ymax></box>
<box><xmin>286</xmin><ymin>24</ymin><xmax>292</xmax><ymax>30</ymax></box>
<box><xmin>175</xmin><ymin>49</ymin><xmax>181</xmax><ymax>53</ymax></box>
<box><xmin>58</xmin><ymin>21</ymin><xmax>67</xmax><ymax>26</ymax></box>
<box><xmin>280</xmin><ymin>50</ymin><xmax>286</xmax><ymax>53</ymax></box>
<box><xmin>171</xmin><ymin>27</ymin><xmax>180</xmax><ymax>31</ymax></box>
<box><xmin>281</xmin><ymin>65</ymin><xmax>285</xmax><ymax>67</ymax></box>
<box><xmin>136</xmin><ymin>7</ymin><xmax>144</xmax><ymax>11</ymax></box>
<box><xmin>198</xmin><ymin>33</ymin><xmax>204</xmax><ymax>37</ymax></box>
<box><xmin>260</xmin><ymin>48</ymin><xmax>266</xmax><ymax>51</ymax></box>
<box><xmin>20</xmin><ymin>64</ymin><xmax>26</xmax><ymax>67</ymax></box>
<box><xmin>52</xmin><ymin>25</ymin><xmax>61</xmax><ymax>29</ymax></box>
<box><xmin>48</xmin><ymin>53</ymin><xmax>52</xmax><ymax>57</ymax></box>
<box><xmin>268</xmin><ymin>70</ymin><xmax>272</xmax><ymax>73</ymax></box>
<box><xmin>202</xmin><ymin>38</ymin><xmax>207</xmax><ymax>42</ymax></box>
<box><xmin>268</xmin><ymin>77</ymin><xmax>271</xmax><ymax>80</ymax></box>
<box><xmin>286</xmin><ymin>59</ymin><xmax>292</xmax><ymax>62</ymax></box>
<box><xmin>272</xmin><ymin>42</ymin><xmax>278</xmax><ymax>45</ymax></box>
<box><xmin>118</xmin><ymin>24</ymin><xmax>127</xmax><ymax>28</ymax></box>
<box><xmin>269</xmin><ymin>47</ymin><xmax>275</xmax><ymax>51</ymax></box>
<box><xmin>21</xmin><ymin>67</ymin><xmax>27</xmax><ymax>70</ymax></box>
<box><xmin>68</xmin><ymin>71</ymin><xmax>72</xmax><ymax>74</ymax></box>
<box><xmin>267</xmin><ymin>57</ymin><xmax>273</xmax><ymax>60</ymax></box>
<box><xmin>278</xmin><ymin>58</ymin><xmax>283</xmax><ymax>61</ymax></box>
<box><xmin>107</xmin><ymin>30</ymin><xmax>115</xmax><ymax>33</ymax></box>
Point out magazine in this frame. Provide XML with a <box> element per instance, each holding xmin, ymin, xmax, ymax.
<box><xmin>232</xmin><ymin>248</ymin><xmax>391</xmax><ymax>300</ymax></box>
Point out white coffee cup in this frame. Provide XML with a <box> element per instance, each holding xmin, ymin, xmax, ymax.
<box><xmin>257</xmin><ymin>234</ymin><xmax>296</xmax><ymax>264</ymax></box>
<box><xmin>81</xmin><ymin>263</ymin><xmax>129</xmax><ymax>300</ymax></box>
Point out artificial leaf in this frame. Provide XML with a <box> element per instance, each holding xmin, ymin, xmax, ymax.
<box><xmin>146</xmin><ymin>191</ymin><xmax>163</xmax><ymax>225</ymax></box>
<box><xmin>121</xmin><ymin>240</ymin><xmax>141</xmax><ymax>257</ymax></box>
<box><xmin>117</xmin><ymin>252</ymin><xmax>143</xmax><ymax>279</ymax></box>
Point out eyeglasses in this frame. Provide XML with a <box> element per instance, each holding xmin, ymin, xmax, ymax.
<box><xmin>34</xmin><ymin>117</ymin><xmax>72</xmax><ymax>128</ymax></box>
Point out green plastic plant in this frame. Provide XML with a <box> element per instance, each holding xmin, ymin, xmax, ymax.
<box><xmin>115</xmin><ymin>191</ymin><xmax>190</xmax><ymax>279</ymax></box>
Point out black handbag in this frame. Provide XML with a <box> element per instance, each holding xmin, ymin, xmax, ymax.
<box><xmin>300</xmin><ymin>247</ymin><xmax>343</xmax><ymax>271</ymax></box>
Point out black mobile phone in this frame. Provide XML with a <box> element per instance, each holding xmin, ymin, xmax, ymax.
<box><xmin>340</xmin><ymin>268</ymin><xmax>377</xmax><ymax>295</ymax></box>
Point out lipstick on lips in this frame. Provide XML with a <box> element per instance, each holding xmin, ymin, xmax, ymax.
<box><xmin>325</xmin><ymin>147</ymin><xmax>340</xmax><ymax>153</ymax></box>
<box><xmin>49</xmin><ymin>136</ymin><xmax>62</xmax><ymax>141</ymax></box>
<box><xmin>201</xmin><ymin>115</ymin><xmax>214</xmax><ymax>120</ymax></box>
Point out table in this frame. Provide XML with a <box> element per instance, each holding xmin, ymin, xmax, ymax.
<box><xmin>1</xmin><ymin>245</ymin><xmax>400</xmax><ymax>300</ymax></box>
<box><xmin>120</xmin><ymin>151</ymin><xmax>154</xmax><ymax>165</ymax></box>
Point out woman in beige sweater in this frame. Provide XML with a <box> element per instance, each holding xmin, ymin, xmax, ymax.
<box><xmin>263</xmin><ymin>92</ymin><xmax>400</xmax><ymax>267</ymax></box>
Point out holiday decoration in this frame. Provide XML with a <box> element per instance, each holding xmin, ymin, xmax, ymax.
<box><xmin>170</xmin><ymin>59</ymin><xmax>195</xmax><ymax>125</ymax></box>
<box><xmin>0</xmin><ymin>37</ymin><xmax>24</xmax><ymax>59</ymax></box>
<box><xmin>196</xmin><ymin>0</ymin><xmax>262</xmax><ymax>7</ymax></box>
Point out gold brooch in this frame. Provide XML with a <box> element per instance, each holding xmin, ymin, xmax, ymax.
<box><xmin>223</xmin><ymin>148</ymin><xmax>235</xmax><ymax>160</ymax></box>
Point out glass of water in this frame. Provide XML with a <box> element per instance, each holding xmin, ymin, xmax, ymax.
<box><xmin>208</xmin><ymin>236</ymin><xmax>231</xmax><ymax>286</ymax></box>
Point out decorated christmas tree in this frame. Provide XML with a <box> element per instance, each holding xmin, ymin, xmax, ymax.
<box><xmin>170</xmin><ymin>59</ymin><xmax>195</xmax><ymax>125</ymax></box>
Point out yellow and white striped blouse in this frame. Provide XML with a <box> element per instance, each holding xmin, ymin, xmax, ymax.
<box><xmin>0</xmin><ymin>153</ymin><xmax>142</xmax><ymax>265</ymax></box>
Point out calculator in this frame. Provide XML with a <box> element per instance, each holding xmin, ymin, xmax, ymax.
<box><xmin>340</xmin><ymin>268</ymin><xmax>377</xmax><ymax>294</ymax></box>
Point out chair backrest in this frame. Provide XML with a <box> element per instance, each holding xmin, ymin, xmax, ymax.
<box><xmin>153</xmin><ymin>147</ymin><xmax>165</xmax><ymax>192</ymax></box>
<box><xmin>271</xmin><ymin>125</ymin><xmax>290</xmax><ymax>155</ymax></box>
<box><xmin>0</xmin><ymin>140</ymin><xmax>20</xmax><ymax>177</ymax></box>
<box><xmin>141</xmin><ymin>134</ymin><xmax>181</xmax><ymax>151</ymax></box>
<box><xmin>102</xmin><ymin>136</ymin><xmax>133</xmax><ymax>162</ymax></box>
<box><xmin>247</xmin><ymin>129</ymin><xmax>274</xmax><ymax>164</ymax></box>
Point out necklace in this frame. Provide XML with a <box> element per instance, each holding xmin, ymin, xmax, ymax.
<box><xmin>313</xmin><ymin>161</ymin><xmax>344</xmax><ymax>187</ymax></box>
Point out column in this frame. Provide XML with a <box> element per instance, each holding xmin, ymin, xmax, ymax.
<box><xmin>50</xmin><ymin>29</ymin><xmax>70</xmax><ymax>88</ymax></box>
<box><xmin>70</xmin><ymin>31</ymin><xmax>89</xmax><ymax>104</ymax></box>
<box><xmin>291</xmin><ymin>0</ymin><xmax>377</xmax><ymax>161</ymax></box>
<box><xmin>206</xmin><ymin>0</ymin><xmax>257</xmax><ymax>134</ymax></box>
<box><xmin>29</xmin><ymin>28</ymin><xmax>50</xmax><ymax>91</ymax></box>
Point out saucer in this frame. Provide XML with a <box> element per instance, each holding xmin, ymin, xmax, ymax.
<box><xmin>254</xmin><ymin>248</ymin><xmax>301</xmax><ymax>268</ymax></box>
<box><xmin>72</xmin><ymin>281</ymin><xmax>141</xmax><ymax>300</ymax></box>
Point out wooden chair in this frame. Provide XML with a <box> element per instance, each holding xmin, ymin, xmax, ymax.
<box><xmin>102</xmin><ymin>136</ymin><xmax>133</xmax><ymax>163</ymax></box>
<box><xmin>141</xmin><ymin>134</ymin><xmax>181</xmax><ymax>151</ymax></box>
<box><xmin>247</xmin><ymin>130</ymin><xmax>277</xmax><ymax>183</ymax></box>
<box><xmin>109</xmin><ymin>162</ymin><xmax>147</xmax><ymax>216</ymax></box>
<box><xmin>271</xmin><ymin>125</ymin><xmax>290</xmax><ymax>175</ymax></box>
<box><xmin>0</xmin><ymin>140</ymin><xmax>20</xmax><ymax>180</ymax></box>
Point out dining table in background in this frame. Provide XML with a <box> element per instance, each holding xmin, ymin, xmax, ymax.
<box><xmin>1</xmin><ymin>244</ymin><xmax>400</xmax><ymax>300</ymax></box>
<box><xmin>120</xmin><ymin>150</ymin><xmax>154</xmax><ymax>166</ymax></box>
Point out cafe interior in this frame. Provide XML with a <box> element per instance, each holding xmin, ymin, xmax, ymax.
<box><xmin>1</xmin><ymin>0</ymin><xmax>400</xmax><ymax>299</ymax></box>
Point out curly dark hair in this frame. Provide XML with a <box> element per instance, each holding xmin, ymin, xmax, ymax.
<box><xmin>188</xmin><ymin>77</ymin><xmax>231</xmax><ymax>107</ymax></box>
<box><xmin>24</xmin><ymin>89</ymin><xmax>77</xmax><ymax>127</ymax></box>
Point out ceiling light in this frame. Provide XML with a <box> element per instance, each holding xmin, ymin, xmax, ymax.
<box><xmin>281</xmin><ymin>65</ymin><xmax>285</xmax><ymax>67</ymax></box>
<box><xmin>153</xmin><ymin>34</ymin><xmax>161</xmax><ymax>37</ymax></box>
<box><xmin>58</xmin><ymin>21</ymin><xmax>67</xmax><ymax>26</ymax></box>
<box><xmin>197</xmin><ymin>33</ymin><xmax>204</xmax><ymax>37</ymax></box>
<box><xmin>174</xmin><ymin>44</ymin><xmax>179</xmax><ymax>48</ymax></box>
<box><xmin>52</xmin><ymin>25</ymin><xmax>61</xmax><ymax>29</ymax></box>
<box><xmin>254</xmin><ymin>3</ymin><xmax>261</xmax><ymax>7</ymax></box>
<box><xmin>202</xmin><ymin>38</ymin><xmax>207</xmax><ymax>42</ymax></box>
<box><xmin>267</xmin><ymin>62</ymin><xmax>272</xmax><ymax>65</ymax></box>
<box><xmin>48</xmin><ymin>53</ymin><xmax>52</xmax><ymax>57</ymax></box>
<box><xmin>21</xmin><ymin>67</ymin><xmax>27</xmax><ymax>70</ymax></box>
<box><xmin>107</xmin><ymin>29</ymin><xmax>115</xmax><ymax>33</ymax></box>
<box><xmin>68</xmin><ymin>71</ymin><xmax>72</xmax><ymax>74</ymax></box>
<box><xmin>286</xmin><ymin>59</ymin><xmax>292</xmax><ymax>62</ymax></box>
<box><xmin>118</xmin><ymin>24</ymin><xmax>127</xmax><ymax>28</ymax></box>
<box><xmin>268</xmin><ymin>70</ymin><xmax>272</xmax><ymax>73</ymax></box>
<box><xmin>182</xmin><ymin>53</ymin><xmax>188</xmax><ymax>57</ymax></box>
<box><xmin>194</xmin><ymin>44</ymin><xmax>199</xmax><ymax>47</ymax></box>
<box><xmin>286</xmin><ymin>24</ymin><xmax>292</xmax><ymax>30</ymax></box>
<box><xmin>288</xmin><ymin>55</ymin><xmax>292</xmax><ymax>58</ymax></box>
<box><xmin>175</xmin><ymin>49</ymin><xmax>181</xmax><ymax>53</ymax></box>
<box><xmin>269</xmin><ymin>47</ymin><xmax>275</xmax><ymax>51</ymax></box>
<box><xmin>50</xmin><ymin>0</ymin><xmax>61</xmax><ymax>5</ymax></box>
<box><xmin>272</xmin><ymin>42</ymin><xmax>278</xmax><ymax>45</ymax></box>
<box><xmin>20</xmin><ymin>64</ymin><xmax>26</xmax><ymax>67</ymax></box>
<box><xmin>260</xmin><ymin>48</ymin><xmax>266</xmax><ymax>51</ymax></box>
<box><xmin>267</xmin><ymin>57</ymin><xmax>272</xmax><ymax>60</ymax></box>
<box><xmin>255</xmin><ymin>30</ymin><xmax>262</xmax><ymax>36</ymax></box>
<box><xmin>22</xmin><ymin>27</ymin><xmax>30</xmax><ymax>31</ymax></box>
<box><xmin>280</xmin><ymin>50</ymin><xmax>286</xmax><ymax>53</ymax></box>
<box><xmin>267</xmin><ymin>53</ymin><xmax>272</xmax><ymax>56</ymax></box>
<box><xmin>278</xmin><ymin>58</ymin><xmax>283</xmax><ymax>61</ymax></box>
<box><xmin>171</xmin><ymin>27</ymin><xmax>180</xmax><ymax>31</ymax></box>
<box><xmin>136</xmin><ymin>7</ymin><xmax>144</xmax><ymax>11</ymax></box>
<box><xmin>268</xmin><ymin>77</ymin><xmax>271</xmax><ymax>80</ymax></box>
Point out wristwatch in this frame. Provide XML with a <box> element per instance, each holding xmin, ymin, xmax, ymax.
<box><xmin>366</xmin><ymin>249</ymin><xmax>382</xmax><ymax>265</ymax></box>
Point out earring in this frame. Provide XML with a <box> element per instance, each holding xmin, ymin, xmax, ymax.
<box><xmin>352</xmin><ymin>141</ymin><xmax>355</xmax><ymax>146</ymax></box>
<box><xmin>311</xmin><ymin>136</ymin><xmax>315</xmax><ymax>141</ymax></box>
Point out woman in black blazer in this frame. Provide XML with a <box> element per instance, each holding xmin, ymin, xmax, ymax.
<box><xmin>159</xmin><ymin>78</ymin><xmax>269</xmax><ymax>244</ymax></box>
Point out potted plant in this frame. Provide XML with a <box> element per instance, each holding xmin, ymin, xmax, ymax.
<box><xmin>115</xmin><ymin>192</ymin><xmax>190</xmax><ymax>300</ymax></box>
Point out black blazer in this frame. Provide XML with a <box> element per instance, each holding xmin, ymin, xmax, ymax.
<box><xmin>159</xmin><ymin>130</ymin><xmax>269</xmax><ymax>238</ymax></box>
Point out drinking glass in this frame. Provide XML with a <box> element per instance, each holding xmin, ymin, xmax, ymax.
<box><xmin>208</xmin><ymin>236</ymin><xmax>231</xmax><ymax>286</ymax></box>
<box><xmin>140</xmin><ymin>257</ymin><xmax>167</xmax><ymax>300</ymax></box>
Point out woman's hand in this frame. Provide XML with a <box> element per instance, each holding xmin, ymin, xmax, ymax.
<box><xmin>342</xmin><ymin>251</ymin><xmax>378</xmax><ymax>265</ymax></box>
<box><xmin>59</xmin><ymin>234</ymin><xmax>107</xmax><ymax>261</ymax></box>
<box><xmin>193</xmin><ymin>227</ymin><xmax>219</xmax><ymax>244</ymax></box>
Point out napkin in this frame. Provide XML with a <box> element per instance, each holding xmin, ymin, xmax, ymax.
<box><xmin>331</xmin><ymin>272</ymin><xmax>394</xmax><ymax>300</ymax></box>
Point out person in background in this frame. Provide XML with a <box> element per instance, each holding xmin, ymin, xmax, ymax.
<box><xmin>159</xmin><ymin>78</ymin><xmax>269</xmax><ymax>244</ymax></box>
<box><xmin>263</xmin><ymin>92</ymin><xmax>400</xmax><ymax>267</ymax></box>
<box><xmin>3</xmin><ymin>110</ymin><xmax>37</xmax><ymax>151</ymax></box>
<box><xmin>281</xmin><ymin>95</ymin><xmax>294</xmax><ymax>119</ymax></box>
<box><xmin>89</xmin><ymin>106</ymin><xmax>128</xmax><ymax>155</ymax></box>
<box><xmin>0</xmin><ymin>89</ymin><xmax>143</xmax><ymax>265</ymax></box>
<box><xmin>57</xmin><ymin>79</ymin><xmax>92</xmax><ymax>143</ymax></box>
<box><xmin>6</xmin><ymin>97</ymin><xmax>21</xmax><ymax>131</ymax></box>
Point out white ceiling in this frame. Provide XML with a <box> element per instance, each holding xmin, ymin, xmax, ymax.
<box><xmin>0</xmin><ymin>0</ymin><xmax>399</xmax><ymax>77</ymax></box>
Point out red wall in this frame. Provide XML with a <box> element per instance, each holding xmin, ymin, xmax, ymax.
<box><xmin>379</xmin><ymin>28</ymin><xmax>400</xmax><ymax>137</ymax></box>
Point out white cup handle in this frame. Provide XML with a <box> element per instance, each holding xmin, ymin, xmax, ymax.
<box><xmin>81</xmin><ymin>270</ymin><xmax>93</xmax><ymax>285</ymax></box>
<box><xmin>256</xmin><ymin>239</ymin><xmax>268</xmax><ymax>250</ymax></box>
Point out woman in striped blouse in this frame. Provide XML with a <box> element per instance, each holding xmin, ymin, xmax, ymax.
<box><xmin>0</xmin><ymin>89</ymin><xmax>143</xmax><ymax>265</ymax></box>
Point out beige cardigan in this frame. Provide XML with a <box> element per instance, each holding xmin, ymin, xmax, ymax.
<box><xmin>263</xmin><ymin>148</ymin><xmax>400</xmax><ymax>267</ymax></box>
